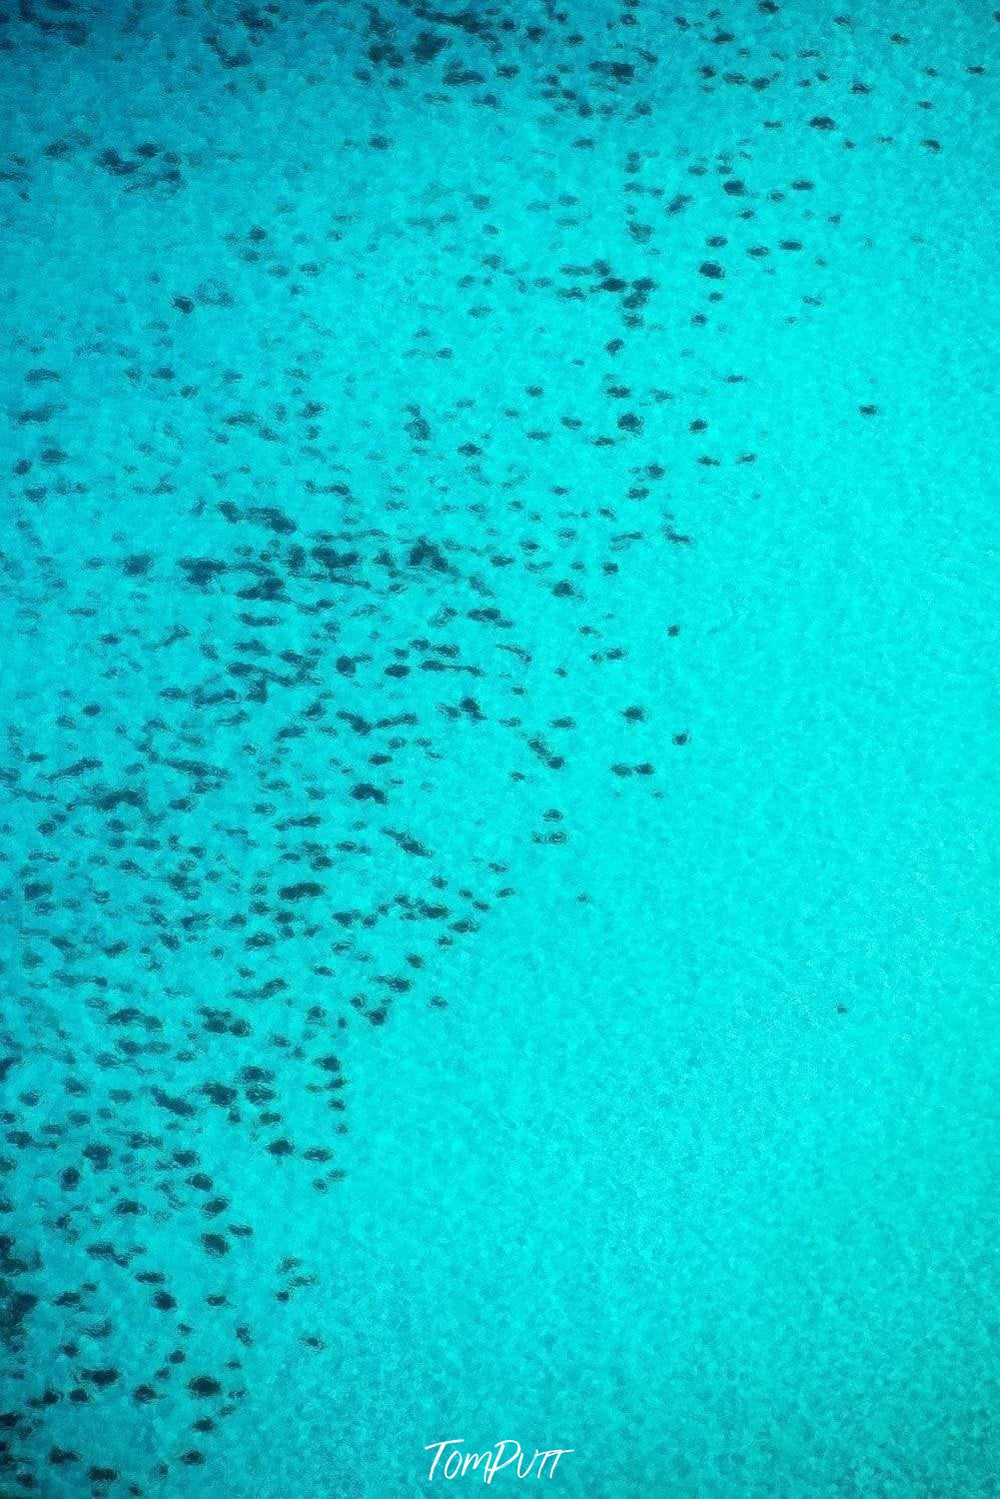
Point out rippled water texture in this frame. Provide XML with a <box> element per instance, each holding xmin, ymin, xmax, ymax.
<box><xmin>2</xmin><ymin>1</ymin><xmax>999</xmax><ymax>1494</ymax></box>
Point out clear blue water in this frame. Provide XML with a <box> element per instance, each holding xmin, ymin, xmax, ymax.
<box><xmin>2</xmin><ymin>2</ymin><xmax>999</xmax><ymax>1495</ymax></box>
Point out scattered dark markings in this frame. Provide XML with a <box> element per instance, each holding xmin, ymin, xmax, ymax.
<box><xmin>0</xmin><ymin>0</ymin><xmax>984</xmax><ymax>1487</ymax></box>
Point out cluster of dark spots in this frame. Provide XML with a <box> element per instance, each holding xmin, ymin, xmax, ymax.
<box><xmin>93</xmin><ymin>144</ymin><xmax>182</xmax><ymax>191</ymax></box>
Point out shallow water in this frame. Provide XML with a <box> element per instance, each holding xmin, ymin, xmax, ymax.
<box><xmin>2</xmin><ymin>2</ymin><xmax>999</xmax><ymax>1495</ymax></box>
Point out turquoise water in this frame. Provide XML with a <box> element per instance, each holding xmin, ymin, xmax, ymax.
<box><xmin>2</xmin><ymin>1</ymin><xmax>999</xmax><ymax>1495</ymax></box>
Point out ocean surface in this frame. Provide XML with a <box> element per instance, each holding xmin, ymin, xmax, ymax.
<box><xmin>2</xmin><ymin>1</ymin><xmax>998</xmax><ymax>1495</ymax></box>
